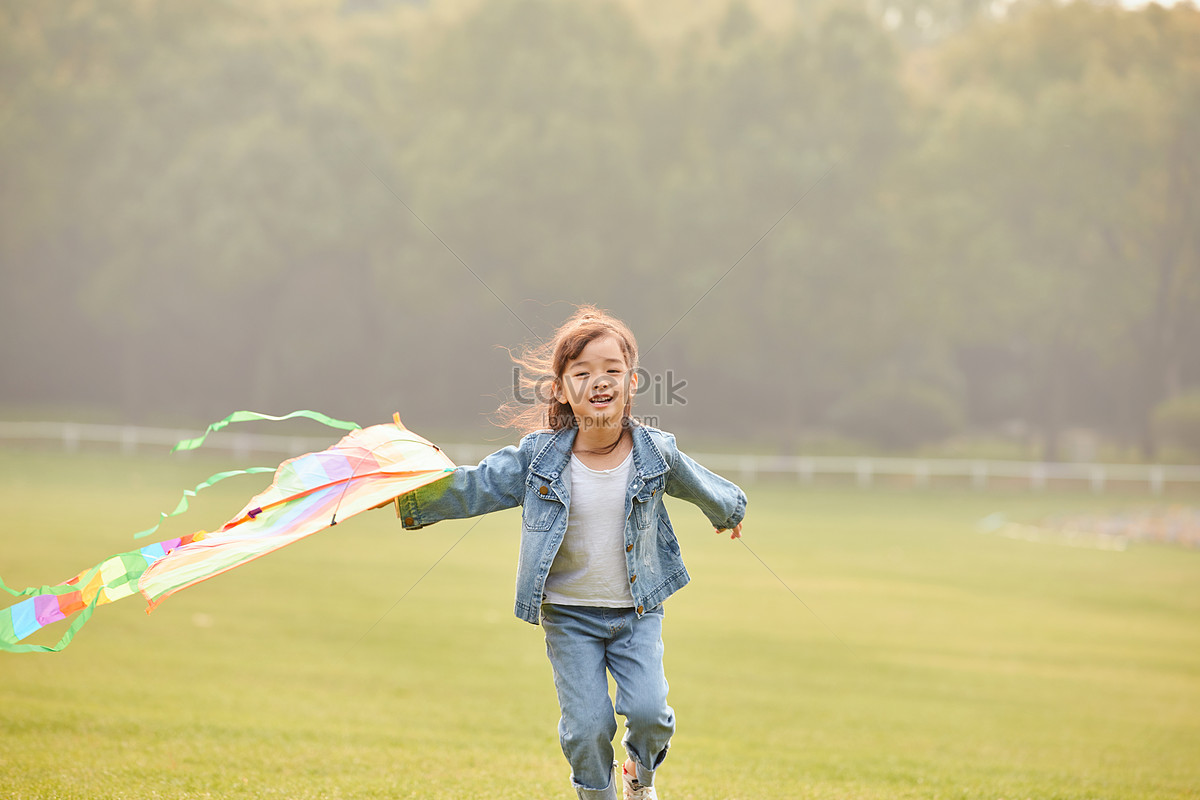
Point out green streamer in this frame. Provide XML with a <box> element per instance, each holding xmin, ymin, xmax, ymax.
<box><xmin>1</xmin><ymin>571</ymin><xmax>100</xmax><ymax>599</ymax></box>
<box><xmin>132</xmin><ymin>467</ymin><xmax>276</xmax><ymax>539</ymax></box>
<box><xmin>171</xmin><ymin>410</ymin><xmax>360</xmax><ymax>452</ymax></box>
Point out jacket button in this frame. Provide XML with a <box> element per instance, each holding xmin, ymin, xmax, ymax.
<box><xmin>630</xmin><ymin>575</ymin><xmax>637</xmax><ymax>584</ymax></box>
<box><xmin>626</xmin><ymin>543</ymin><xmax>633</xmax><ymax>552</ymax></box>
<box><xmin>404</xmin><ymin>516</ymin><xmax>414</xmax><ymax>526</ymax></box>
<box><xmin>637</xmin><ymin>605</ymin><xmax>644</xmax><ymax>614</ymax></box>
<box><xmin>538</xmin><ymin>486</ymin><xmax>549</xmax><ymax>495</ymax></box>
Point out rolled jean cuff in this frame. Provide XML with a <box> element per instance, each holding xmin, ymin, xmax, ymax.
<box><xmin>626</xmin><ymin>743</ymin><xmax>668</xmax><ymax>787</ymax></box>
<box><xmin>573</xmin><ymin>772</ymin><xmax>618</xmax><ymax>800</ymax></box>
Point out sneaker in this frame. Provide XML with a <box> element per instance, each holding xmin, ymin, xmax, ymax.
<box><xmin>622</xmin><ymin>761</ymin><xmax>658</xmax><ymax>800</ymax></box>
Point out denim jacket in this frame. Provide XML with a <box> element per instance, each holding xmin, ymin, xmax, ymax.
<box><xmin>397</xmin><ymin>424</ymin><xmax>747</xmax><ymax>625</ymax></box>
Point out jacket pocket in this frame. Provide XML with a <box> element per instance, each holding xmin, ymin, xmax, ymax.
<box><xmin>632</xmin><ymin>480</ymin><xmax>663</xmax><ymax>530</ymax></box>
<box><xmin>523</xmin><ymin>481</ymin><xmax>563</xmax><ymax>532</ymax></box>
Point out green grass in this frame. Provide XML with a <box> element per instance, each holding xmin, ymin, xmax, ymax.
<box><xmin>1</xmin><ymin>449</ymin><xmax>1198</xmax><ymax>799</ymax></box>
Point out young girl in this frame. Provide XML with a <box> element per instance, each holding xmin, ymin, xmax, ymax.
<box><xmin>396</xmin><ymin>307</ymin><xmax>747</xmax><ymax>800</ymax></box>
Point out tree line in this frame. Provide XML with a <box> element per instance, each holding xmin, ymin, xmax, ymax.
<box><xmin>1</xmin><ymin>0</ymin><xmax>1197</xmax><ymax>460</ymax></box>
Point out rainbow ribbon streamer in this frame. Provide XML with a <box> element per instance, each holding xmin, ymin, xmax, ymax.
<box><xmin>0</xmin><ymin>533</ymin><xmax>207</xmax><ymax>653</ymax></box>
<box><xmin>2</xmin><ymin>411</ymin><xmax>456</xmax><ymax>653</ymax></box>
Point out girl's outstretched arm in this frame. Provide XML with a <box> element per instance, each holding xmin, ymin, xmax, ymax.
<box><xmin>397</xmin><ymin>442</ymin><xmax>529</xmax><ymax>529</ymax></box>
<box><xmin>663</xmin><ymin>443</ymin><xmax>747</xmax><ymax>533</ymax></box>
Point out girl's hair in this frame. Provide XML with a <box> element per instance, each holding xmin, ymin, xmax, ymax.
<box><xmin>498</xmin><ymin>305</ymin><xmax>639</xmax><ymax>437</ymax></box>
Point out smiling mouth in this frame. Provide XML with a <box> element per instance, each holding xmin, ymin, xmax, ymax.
<box><xmin>589</xmin><ymin>393</ymin><xmax>614</xmax><ymax>407</ymax></box>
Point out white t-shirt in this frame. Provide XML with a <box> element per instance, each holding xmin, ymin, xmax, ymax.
<box><xmin>543</xmin><ymin>451</ymin><xmax>636</xmax><ymax>608</ymax></box>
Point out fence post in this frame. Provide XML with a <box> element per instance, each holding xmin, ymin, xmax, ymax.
<box><xmin>915</xmin><ymin>461</ymin><xmax>930</xmax><ymax>488</ymax></box>
<box><xmin>63</xmin><ymin>423</ymin><xmax>80</xmax><ymax>453</ymax></box>
<box><xmin>856</xmin><ymin>458</ymin><xmax>873</xmax><ymax>488</ymax></box>
<box><xmin>971</xmin><ymin>461</ymin><xmax>988</xmax><ymax>490</ymax></box>
<box><xmin>1031</xmin><ymin>463</ymin><xmax>1047</xmax><ymax>491</ymax></box>
<box><xmin>233</xmin><ymin>433</ymin><xmax>251</xmax><ymax>461</ymax></box>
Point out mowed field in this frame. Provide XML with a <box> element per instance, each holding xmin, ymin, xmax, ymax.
<box><xmin>1</xmin><ymin>448</ymin><xmax>1198</xmax><ymax>799</ymax></box>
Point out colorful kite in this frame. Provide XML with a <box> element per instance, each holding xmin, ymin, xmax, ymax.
<box><xmin>1</xmin><ymin>411</ymin><xmax>456</xmax><ymax>653</ymax></box>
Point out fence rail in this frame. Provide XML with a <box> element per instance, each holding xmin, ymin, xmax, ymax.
<box><xmin>2</xmin><ymin>421</ymin><xmax>1199</xmax><ymax>494</ymax></box>
<box><xmin>687</xmin><ymin>452</ymin><xmax>1200</xmax><ymax>494</ymax></box>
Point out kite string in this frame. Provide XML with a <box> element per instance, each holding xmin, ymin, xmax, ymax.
<box><xmin>737</xmin><ymin>537</ymin><xmax>859</xmax><ymax>658</ymax></box>
<box><xmin>345</xmin><ymin>518</ymin><xmax>480</xmax><ymax>654</ymax></box>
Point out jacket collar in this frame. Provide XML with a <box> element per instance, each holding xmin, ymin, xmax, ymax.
<box><xmin>529</xmin><ymin>424</ymin><xmax>669</xmax><ymax>481</ymax></box>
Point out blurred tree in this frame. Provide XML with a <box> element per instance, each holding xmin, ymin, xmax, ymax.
<box><xmin>869</xmin><ymin>0</ymin><xmax>997</xmax><ymax>47</ymax></box>
<box><xmin>1152</xmin><ymin>389</ymin><xmax>1200</xmax><ymax>459</ymax></box>
<box><xmin>653</xmin><ymin>4</ymin><xmax>911</xmax><ymax>448</ymax></box>
<box><xmin>0</xmin><ymin>1</ymin><xmax>144</xmax><ymax>411</ymax></box>
<box><xmin>357</xmin><ymin>0</ymin><xmax>669</xmax><ymax>433</ymax></box>
<box><xmin>1</xmin><ymin>1</ymin><xmax>400</xmax><ymax>421</ymax></box>
<box><xmin>1</xmin><ymin>0</ymin><xmax>1196</xmax><ymax>458</ymax></box>
<box><xmin>828</xmin><ymin>374</ymin><xmax>965</xmax><ymax>449</ymax></box>
<box><xmin>903</xmin><ymin>1</ymin><xmax>1200</xmax><ymax>459</ymax></box>
<box><xmin>398</xmin><ymin>0</ymin><xmax>658</xmax><ymax>309</ymax></box>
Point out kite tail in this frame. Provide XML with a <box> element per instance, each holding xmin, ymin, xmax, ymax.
<box><xmin>0</xmin><ymin>532</ymin><xmax>205</xmax><ymax>653</ymax></box>
<box><xmin>3</xmin><ymin>410</ymin><xmax>453</xmax><ymax>654</ymax></box>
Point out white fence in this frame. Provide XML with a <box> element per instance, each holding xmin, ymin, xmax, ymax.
<box><xmin>688</xmin><ymin>452</ymin><xmax>1200</xmax><ymax>494</ymax></box>
<box><xmin>2</xmin><ymin>421</ymin><xmax>1200</xmax><ymax>495</ymax></box>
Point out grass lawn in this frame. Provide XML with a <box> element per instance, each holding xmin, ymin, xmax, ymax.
<box><xmin>1</xmin><ymin>448</ymin><xmax>1198</xmax><ymax>799</ymax></box>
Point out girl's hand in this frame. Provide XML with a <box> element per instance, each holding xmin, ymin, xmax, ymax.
<box><xmin>716</xmin><ymin>522</ymin><xmax>743</xmax><ymax>540</ymax></box>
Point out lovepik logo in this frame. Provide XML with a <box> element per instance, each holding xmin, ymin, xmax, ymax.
<box><xmin>511</xmin><ymin>368</ymin><xmax>687</xmax><ymax>407</ymax></box>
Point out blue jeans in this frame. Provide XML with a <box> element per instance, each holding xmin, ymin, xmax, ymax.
<box><xmin>542</xmin><ymin>604</ymin><xmax>675</xmax><ymax>800</ymax></box>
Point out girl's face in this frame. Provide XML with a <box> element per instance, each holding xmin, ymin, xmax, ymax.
<box><xmin>553</xmin><ymin>334</ymin><xmax>637</xmax><ymax>430</ymax></box>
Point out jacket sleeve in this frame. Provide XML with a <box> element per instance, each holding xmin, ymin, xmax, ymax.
<box><xmin>397</xmin><ymin>441</ymin><xmax>529</xmax><ymax>530</ymax></box>
<box><xmin>664</xmin><ymin>443</ymin><xmax>748</xmax><ymax>531</ymax></box>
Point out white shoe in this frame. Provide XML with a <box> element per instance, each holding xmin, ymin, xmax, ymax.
<box><xmin>622</xmin><ymin>761</ymin><xmax>658</xmax><ymax>800</ymax></box>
